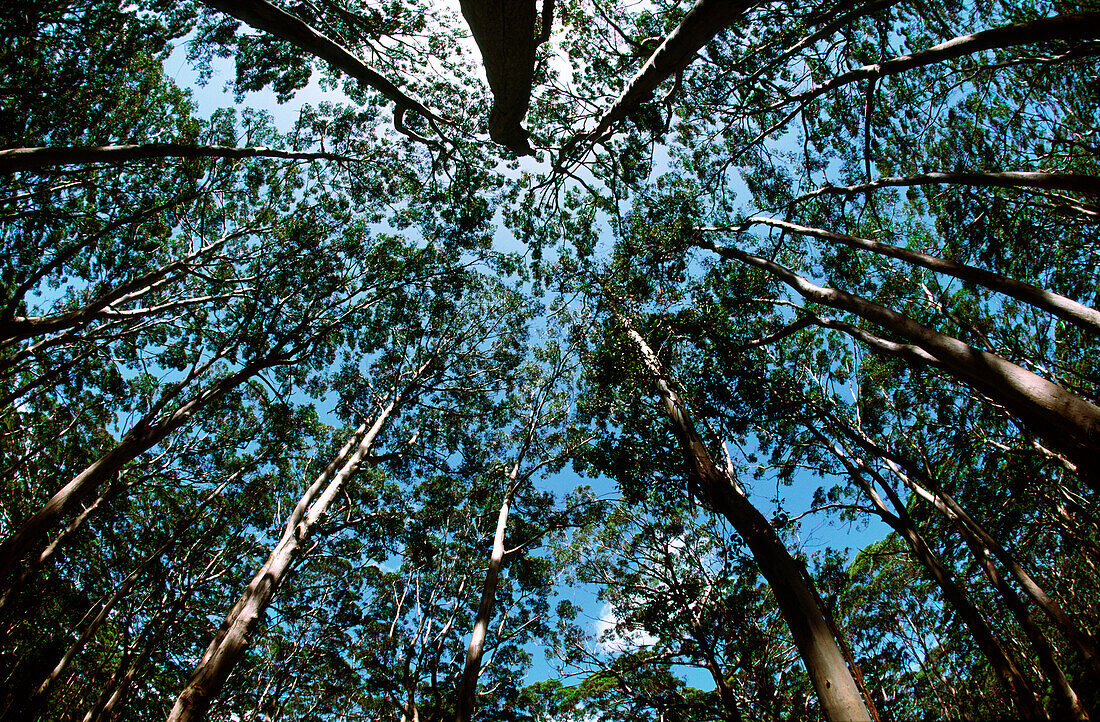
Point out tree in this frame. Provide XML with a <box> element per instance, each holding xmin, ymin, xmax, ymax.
<box><xmin>4</xmin><ymin>0</ymin><xmax>1100</xmax><ymax>719</ymax></box>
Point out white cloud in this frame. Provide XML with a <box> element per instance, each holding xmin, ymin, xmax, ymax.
<box><xmin>593</xmin><ymin>603</ymin><xmax>657</xmax><ymax>654</ymax></box>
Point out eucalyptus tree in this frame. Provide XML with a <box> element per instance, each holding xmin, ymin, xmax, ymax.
<box><xmin>565</xmin><ymin>255</ymin><xmax>874</xmax><ymax>720</ymax></box>
<box><xmin>3</xmin><ymin>0</ymin><xmax>1100</xmax><ymax>719</ymax></box>
<box><xmin>556</xmin><ymin>498</ymin><xmax>821</xmax><ymax>722</ymax></box>
<box><xmin>168</xmin><ymin>267</ymin><xmax>535</xmax><ymax>720</ymax></box>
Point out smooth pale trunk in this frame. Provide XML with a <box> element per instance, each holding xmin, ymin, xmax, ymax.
<box><xmin>816</xmin><ymin>428</ymin><xmax>1045</xmax><ymax>719</ymax></box>
<box><xmin>169</xmin><ymin>392</ymin><xmax>402</xmax><ymax>721</ymax></box>
<box><xmin>558</xmin><ymin>0</ymin><xmax>753</xmax><ymax>166</ymax></box>
<box><xmin>737</xmin><ymin>217</ymin><xmax>1100</xmax><ymax>335</ymax></box>
<box><xmin>697</xmin><ymin>239</ymin><xmax>1100</xmax><ymax>485</ymax></box>
<box><xmin>0</xmin><ymin>355</ymin><xmax>280</xmax><ymax>589</ymax></box>
<box><xmin>617</xmin><ymin>315</ymin><xmax>872</xmax><ymax>722</ymax></box>
<box><xmin>200</xmin><ymin>0</ymin><xmax>441</xmax><ymax>122</ymax></box>
<box><xmin>455</xmin><ymin>483</ymin><xmax>513</xmax><ymax>722</ymax></box>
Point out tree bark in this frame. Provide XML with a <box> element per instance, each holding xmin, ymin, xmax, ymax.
<box><xmin>458</xmin><ymin>0</ymin><xmax>547</xmax><ymax>155</ymax></box>
<box><xmin>793</xmin><ymin>171</ymin><xmax>1100</xmax><ymax>201</ymax></box>
<box><xmin>0</xmin><ymin>143</ymin><xmax>360</xmax><ymax>173</ymax></box>
<box><xmin>615</xmin><ymin>311</ymin><xmax>873</xmax><ymax>722</ymax></box>
<box><xmin>722</xmin><ymin>217</ymin><xmax>1100</xmax><ymax>335</ymax></box>
<box><xmin>811</xmin><ymin>426</ymin><xmax>1046</xmax><ymax>719</ymax></box>
<box><xmin>456</xmin><ymin>474</ymin><xmax>515</xmax><ymax>722</ymax></box>
<box><xmin>758</xmin><ymin>12</ymin><xmax>1100</xmax><ymax>115</ymax></box>
<box><xmin>168</xmin><ymin>363</ymin><xmax>425</xmax><ymax>721</ymax></box>
<box><xmin>0</xmin><ymin>351</ymin><xmax>288</xmax><ymax>591</ymax></box>
<box><xmin>0</xmin><ymin>234</ymin><xmax>232</xmax><ymax>344</ymax></box>
<box><xmin>695</xmin><ymin>237</ymin><xmax>1100</xmax><ymax>486</ymax></box>
<box><xmin>28</xmin><ymin>477</ymin><xmax>231</xmax><ymax>709</ymax></box>
<box><xmin>200</xmin><ymin>0</ymin><xmax>444</xmax><ymax>123</ymax></box>
<box><xmin>557</xmin><ymin>0</ymin><xmax>753</xmax><ymax>165</ymax></box>
<box><xmin>823</xmin><ymin>408</ymin><xmax>1100</xmax><ymax>686</ymax></box>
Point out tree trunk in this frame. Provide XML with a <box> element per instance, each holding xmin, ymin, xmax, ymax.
<box><xmin>0</xmin><ymin>233</ymin><xmax>230</xmax><ymax>344</ymax></box>
<box><xmin>615</xmin><ymin>311</ymin><xmax>872</xmax><ymax>722</ymax></box>
<box><xmin>200</xmin><ymin>0</ymin><xmax>443</xmax><ymax>123</ymax></box>
<box><xmin>811</xmin><ymin>426</ymin><xmax>1046</xmax><ymax>719</ymax></box>
<box><xmin>168</xmin><ymin>368</ymin><xmax>421</xmax><ymax>721</ymax></box>
<box><xmin>0</xmin><ymin>143</ymin><xmax>360</xmax><ymax>173</ymax></box>
<box><xmin>558</xmin><ymin>0</ymin><xmax>753</xmax><ymax>165</ymax></box>
<box><xmin>727</xmin><ymin>217</ymin><xmax>1100</xmax><ymax>334</ymax></box>
<box><xmin>28</xmin><ymin>477</ymin><xmax>231</xmax><ymax>708</ymax></box>
<box><xmin>824</xmin><ymin>407</ymin><xmax>1100</xmax><ymax>686</ymax></box>
<box><xmin>897</xmin><ymin>468</ymin><xmax>1100</xmax><ymax>688</ymax></box>
<box><xmin>794</xmin><ymin>170</ymin><xmax>1100</xmax><ymax>200</ymax></box>
<box><xmin>0</xmin><ymin>353</ymin><xmax>285</xmax><ymax>590</ymax></box>
<box><xmin>458</xmin><ymin>0</ymin><xmax>543</xmax><ymax>155</ymax></box>
<box><xmin>759</xmin><ymin>12</ymin><xmax>1100</xmax><ymax>115</ymax></box>
<box><xmin>456</xmin><ymin>476</ymin><xmax>514</xmax><ymax>722</ymax></box>
<box><xmin>696</xmin><ymin>238</ymin><xmax>1100</xmax><ymax>486</ymax></box>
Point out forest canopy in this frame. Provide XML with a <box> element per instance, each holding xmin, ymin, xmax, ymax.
<box><xmin>1</xmin><ymin>0</ymin><xmax>1099</xmax><ymax>720</ymax></box>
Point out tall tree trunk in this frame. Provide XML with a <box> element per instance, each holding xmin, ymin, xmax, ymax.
<box><xmin>825</xmin><ymin>408</ymin><xmax>1100</xmax><ymax>684</ymax></box>
<box><xmin>811</xmin><ymin>426</ymin><xmax>1046</xmax><ymax>719</ymax></box>
<box><xmin>200</xmin><ymin>0</ymin><xmax>444</xmax><ymax>124</ymax></box>
<box><xmin>721</xmin><ymin>217</ymin><xmax>1100</xmax><ymax>334</ymax></box>
<box><xmin>456</xmin><ymin>379</ymin><xmax>550</xmax><ymax>722</ymax></box>
<box><xmin>614</xmin><ymin>311</ymin><xmax>873</xmax><ymax>722</ymax></box>
<box><xmin>458</xmin><ymin>0</ymin><xmax>546</xmax><ymax>155</ymax></box>
<box><xmin>168</xmin><ymin>365</ymin><xmax>424</xmax><ymax>721</ymax></box>
<box><xmin>456</xmin><ymin>473</ymin><xmax>515</xmax><ymax>722</ymax></box>
<box><xmin>0</xmin><ymin>474</ymin><xmax>126</xmax><ymax>616</ymax></box>
<box><xmin>0</xmin><ymin>352</ymin><xmax>287</xmax><ymax>590</ymax></box>
<box><xmin>81</xmin><ymin>558</ymin><xmax>213</xmax><ymax>722</ymax></box>
<box><xmin>695</xmin><ymin>238</ymin><xmax>1100</xmax><ymax>486</ymax></box>
<box><xmin>28</xmin><ymin>477</ymin><xmax>231</xmax><ymax>709</ymax></box>
<box><xmin>0</xmin><ymin>143</ymin><xmax>360</xmax><ymax>173</ymax></box>
<box><xmin>557</xmin><ymin>0</ymin><xmax>754</xmax><ymax>165</ymax></box>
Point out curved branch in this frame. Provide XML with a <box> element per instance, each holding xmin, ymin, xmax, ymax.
<box><xmin>714</xmin><ymin>216</ymin><xmax>1100</xmax><ymax>335</ymax></box>
<box><xmin>749</xmin><ymin>12</ymin><xmax>1100</xmax><ymax>143</ymax></box>
<box><xmin>694</xmin><ymin>236</ymin><xmax>1100</xmax><ymax>485</ymax></box>
<box><xmin>759</xmin><ymin>12</ymin><xmax>1100</xmax><ymax>116</ymax></box>
<box><xmin>793</xmin><ymin>170</ymin><xmax>1100</xmax><ymax>202</ymax></box>
<box><xmin>201</xmin><ymin>0</ymin><xmax>447</xmax><ymax>125</ymax></box>
<box><xmin>556</xmin><ymin>0</ymin><xmax>755</xmax><ymax>170</ymax></box>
